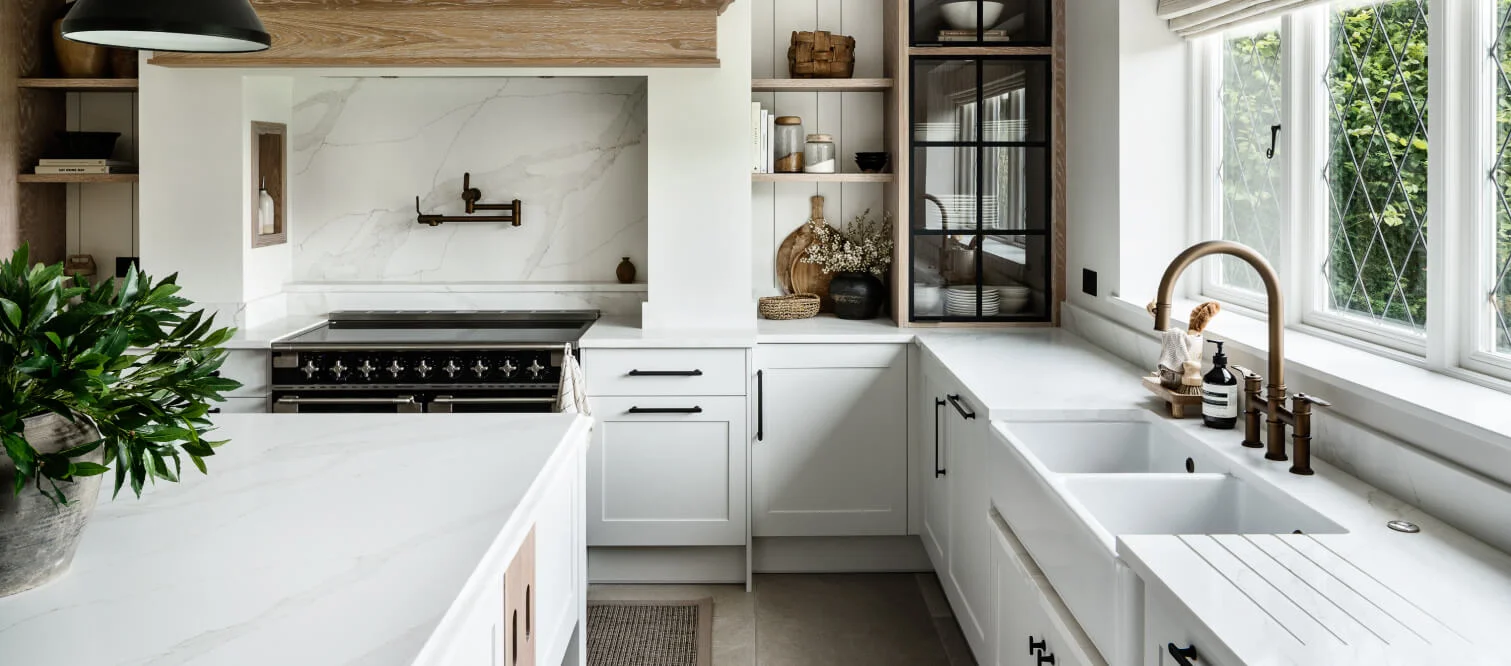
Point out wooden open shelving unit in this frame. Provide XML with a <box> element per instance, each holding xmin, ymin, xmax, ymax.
<box><xmin>18</xmin><ymin>173</ymin><xmax>138</xmax><ymax>184</ymax></box>
<box><xmin>18</xmin><ymin>78</ymin><xmax>137</xmax><ymax>91</ymax></box>
<box><xmin>752</xmin><ymin>172</ymin><xmax>894</xmax><ymax>183</ymax></box>
<box><xmin>752</xmin><ymin>78</ymin><xmax>895</xmax><ymax>93</ymax></box>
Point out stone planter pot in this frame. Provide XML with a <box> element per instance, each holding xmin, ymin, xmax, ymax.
<box><xmin>0</xmin><ymin>413</ymin><xmax>104</xmax><ymax>598</ymax></box>
<box><xmin>829</xmin><ymin>271</ymin><xmax>886</xmax><ymax>320</ymax></box>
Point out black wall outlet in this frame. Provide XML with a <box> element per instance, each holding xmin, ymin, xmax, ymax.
<box><xmin>1082</xmin><ymin>269</ymin><xmax>1098</xmax><ymax>297</ymax></box>
<box><xmin>115</xmin><ymin>257</ymin><xmax>139</xmax><ymax>278</ymax></box>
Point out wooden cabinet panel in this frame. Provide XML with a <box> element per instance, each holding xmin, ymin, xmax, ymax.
<box><xmin>587</xmin><ymin>396</ymin><xmax>747</xmax><ymax>546</ymax></box>
<box><xmin>753</xmin><ymin>344</ymin><xmax>908</xmax><ymax>536</ymax></box>
<box><xmin>504</xmin><ymin>528</ymin><xmax>537</xmax><ymax>666</ymax></box>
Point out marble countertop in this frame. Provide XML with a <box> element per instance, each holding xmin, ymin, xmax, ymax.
<box><xmin>223</xmin><ymin>316</ymin><xmax>326</xmax><ymax>349</ymax></box>
<box><xmin>0</xmin><ymin>413</ymin><xmax>592</xmax><ymax>666</ymax></box>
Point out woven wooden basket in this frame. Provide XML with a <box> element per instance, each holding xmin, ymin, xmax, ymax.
<box><xmin>787</xmin><ymin>31</ymin><xmax>856</xmax><ymax>79</ymax></box>
<box><xmin>759</xmin><ymin>293</ymin><xmax>821</xmax><ymax>320</ymax></box>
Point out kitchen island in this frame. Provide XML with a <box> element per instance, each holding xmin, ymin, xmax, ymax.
<box><xmin>0</xmin><ymin>413</ymin><xmax>592</xmax><ymax>666</ymax></box>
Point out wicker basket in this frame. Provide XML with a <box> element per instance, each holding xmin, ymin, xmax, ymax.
<box><xmin>787</xmin><ymin>31</ymin><xmax>856</xmax><ymax>79</ymax></box>
<box><xmin>759</xmin><ymin>293</ymin><xmax>821</xmax><ymax>320</ymax></box>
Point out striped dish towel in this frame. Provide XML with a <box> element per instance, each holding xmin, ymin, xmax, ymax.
<box><xmin>556</xmin><ymin>344</ymin><xmax>590</xmax><ymax>415</ymax></box>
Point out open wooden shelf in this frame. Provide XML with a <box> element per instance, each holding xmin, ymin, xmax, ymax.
<box><xmin>19</xmin><ymin>173</ymin><xmax>139</xmax><ymax>183</ymax></box>
<box><xmin>752</xmin><ymin>78</ymin><xmax>895</xmax><ymax>92</ymax></box>
<box><xmin>752</xmin><ymin>172</ymin><xmax>894</xmax><ymax>183</ymax></box>
<box><xmin>18</xmin><ymin>78</ymin><xmax>138</xmax><ymax>91</ymax></box>
<box><xmin>908</xmin><ymin>46</ymin><xmax>1054</xmax><ymax>56</ymax></box>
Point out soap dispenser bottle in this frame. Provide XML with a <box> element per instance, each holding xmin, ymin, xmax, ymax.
<box><xmin>1202</xmin><ymin>340</ymin><xmax>1238</xmax><ymax>430</ymax></box>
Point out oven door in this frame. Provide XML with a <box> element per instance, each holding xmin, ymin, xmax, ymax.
<box><xmin>272</xmin><ymin>392</ymin><xmax>422</xmax><ymax>414</ymax></box>
<box><xmin>427</xmin><ymin>390</ymin><xmax>558</xmax><ymax>413</ymax></box>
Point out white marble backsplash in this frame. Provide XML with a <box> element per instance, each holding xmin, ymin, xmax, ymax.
<box><xmin>290</xmin><ymin>77</ymin><xmax>648</xmax><ymax>285</ymax></box>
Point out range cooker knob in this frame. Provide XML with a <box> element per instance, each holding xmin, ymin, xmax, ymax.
<box><xmin>442</xmin><ymin>359</ymin><xmax>462</xmax><ymax>379</ymax></box>
<box><xmin>329</xmin><ymin>360</ymin><xmax>349</xmax><ymax>381</ymax></box>
<box><xmin>357</xmin><ymin>360</ymin><xmax>376</xmax><ymax>380</ymax></box>
<box><xmin>500</xmin><ymin>359</ymin><xmax>519</xmax><ymax>378</ymax></box>
<box><xmin>527</xmin><ymin>359</ymin><xmax>546</xmax><ymax>380</ymax></box>
<box><xmin>415</xmin><ymin>359</ymin><xmax>433</xmax><ymax>379</ymax></box>
<box><xmin>387</xmin><ymin>359</ymin><xmax>406</xmax><ymax>379</ymax></box>
<box><xmin>301</xmin><ymin>359</ymin><xmax>320</xmax><ymax>380</ymax></box>
<box><xmin>471</xmin><ymin>359</ymin><xmax>491</xmax><ymax>379</ymax></box>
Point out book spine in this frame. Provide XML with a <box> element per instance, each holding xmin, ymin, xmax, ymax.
<box><xmin>35</xmin><ymin>166</ymin><xmax>108</xmax><ymax>174</ymax></box>
<box><xmin>752</xmin><ymin>102</ymin><xmax>762</xmax><ymax>173</ymax></box>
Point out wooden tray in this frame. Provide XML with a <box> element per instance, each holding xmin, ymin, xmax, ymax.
<box><xmin>1143</xmin><ymin>376</ymin><xmax>1202</xmax><ymax>419</ymax></box>
<box><xmin>776</xmin><ymin>195</ymin><xmax>825</xmax><ymax>295</ymax></box>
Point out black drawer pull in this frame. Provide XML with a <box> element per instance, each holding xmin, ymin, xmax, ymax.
<box><xmin>628</xmin><ymin>406</ymin><xmax>703</xmax><ymax>414</ymax></box>
<box><xmin>756</xmin><ymin>370</ymin><xmax>764</xmax><ymax>442</ymax></box>
<box><xmin>1028</xmin><ymin>637</ymin><xmax>1046</xmax><ymax>654</ymax></box>
<box><xmin>948</xmin><ymin>394</ymin><xmax>976</xmax><ymax>420</ymax></box>
<box><xmin>1037</xmin><ymin>654</ymin><xmax>1056</xmax><ymax>666</ymax></box>
<box><xmin>627</xmin><ymin>369</ymin><xmax>703</xmax><ymax>377</ymax></box>
<box><xmin>934</xmin><ymin>398</ymin><xmax>946</xmax><ymax>477</ymax></box>
<box><xmin>1167</xmin><ymin>643</ymin><xmax>1198</xmax><ymax>665</ymax></box>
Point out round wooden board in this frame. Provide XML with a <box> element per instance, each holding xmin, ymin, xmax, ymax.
<box><xmin>775</xmin><ymin>225</ymin><xmax>812</xmax><ymax>295</ymax></box>
<box><xmin>789</xmin><ymin>246</ymin><xmax>835</xmax><ymax>311</ymax></box>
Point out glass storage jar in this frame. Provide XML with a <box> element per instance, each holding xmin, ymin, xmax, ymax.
<box><xmin>803</xmin><ymin>134</ymin><xmax>837</xmax><ymax>173</ymax></box>
<box><xmin>774</xmin><ymin>116</ymin><xmax>805</xmax><ymax>173</ymax></box>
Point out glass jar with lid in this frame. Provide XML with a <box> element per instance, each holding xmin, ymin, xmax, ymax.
<box><xmin>774</xmin><ymin>116</ymin><xmax>805</xmax><ymax>173</ymax></box>
<box><xmin>803</xmin><ymin>134</ymin><xmax>837</xmax><ymax>174</ymax></box>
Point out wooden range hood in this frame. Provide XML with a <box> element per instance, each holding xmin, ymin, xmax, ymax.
<box><xmin>149</xmin><ymin>0</ymin><xmax>734</xmax><ymax>68</ymax></box>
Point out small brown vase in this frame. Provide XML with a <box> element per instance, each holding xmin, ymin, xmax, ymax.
<box><xmin>52</xmin><ymin>18</ymin><xmax>108</xmax><ymax>78</ymax></box>
<box><xmin>616</xmin><ymin>257</ymin><xmax>637</xmax><ymax>284</ymax></box>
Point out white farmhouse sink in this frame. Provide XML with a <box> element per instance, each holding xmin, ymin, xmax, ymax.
<box><xmin>1062</xmin><ymin>475</ymin><xmax>1345</xmax><ymax>538</ymax></box>
<box><xmin>1006</xmin><ymin>420</ymin><xmax>1223</xmax><ymax>474</ymax></box>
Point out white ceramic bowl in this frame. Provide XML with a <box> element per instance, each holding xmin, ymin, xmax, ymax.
<box><xmin>999</xmin><ymin>294</ymin><xmax>1030</xmax><ymax>314</ymax></box>
<box><xmin>940</xmin><ymin>1</ymin><xmax>1006</xmax><ymax>31</ymax></box>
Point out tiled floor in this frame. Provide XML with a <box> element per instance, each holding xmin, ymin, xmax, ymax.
<box><xmin>588</xmin><ymin>573</ymin><xmax>976</xmax><ymax>666</ymax></box>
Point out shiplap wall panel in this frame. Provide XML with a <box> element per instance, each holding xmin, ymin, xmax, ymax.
<box><xmin>67</xmin><ymin>92</ymin><xmax>139</xmax><ymax>280</ymax></box>
<box><xmin>751</xmin><ymin>0</ymin><xmax>887</xmax><ymax>297</ymax></box>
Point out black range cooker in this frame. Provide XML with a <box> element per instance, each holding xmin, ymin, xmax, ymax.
<box><xmin>269</xmin><ymin>310</ymin><xmax>597</xmax><ymax>414</ymax></box>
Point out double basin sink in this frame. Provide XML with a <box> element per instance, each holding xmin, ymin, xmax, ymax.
<box><xmin>988</xmin><ymin>412</ymin><xmax>1346</xmax><ymax>661</ymax></box>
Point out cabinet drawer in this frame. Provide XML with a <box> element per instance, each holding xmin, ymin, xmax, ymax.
<box><xmin>583</xmin><ymin>348</ymin><xmax>746</xmax><ymax>397</ymax></box>
<box><xmin>587</xmin><ymin>396</ymin><xmax>747</xmax><ymax>546</ymax></box>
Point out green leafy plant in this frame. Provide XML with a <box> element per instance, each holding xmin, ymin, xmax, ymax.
<box><xmin>0</xmin><ymin>245</ymin><xmax>241</xmax><ymax>505</ymax></box>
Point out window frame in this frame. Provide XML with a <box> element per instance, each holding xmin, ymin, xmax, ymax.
<box><xmin>1194</xmin><ymin>0</ymin><xmax>1511</xmax><ymax>385</ymax></box>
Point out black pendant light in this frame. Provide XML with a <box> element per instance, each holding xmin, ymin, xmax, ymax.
<box><xmin>61</xmin><ymin>0</ymin><xmax>272</xmax><ymax>53</ymax></box>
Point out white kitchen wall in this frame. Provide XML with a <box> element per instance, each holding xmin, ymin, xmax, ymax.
<box><xmin>289</xmin><ymin>76</ymin><xmax>648</xmax><ymax>285</ymax></box>
<box><xmin>750</xmin><ymin>0</ymin><xmax>886</xmax><ymax>297</ymax></box>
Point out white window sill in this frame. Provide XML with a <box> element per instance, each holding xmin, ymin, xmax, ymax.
<box><xmin>1105</xmin><ymin>295</ymin><xmax>1511</xmax><ymax>480</ymax></box>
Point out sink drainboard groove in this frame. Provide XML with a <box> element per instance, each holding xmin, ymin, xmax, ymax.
<box><xmin>1252</xmin><ymin>534</ymin><xmax>1433</xmax><ymax>644</ymax></box>
<box><xmin>1175</xmin><ymin>535</ymin><xmax>1313</xmax><ymax>646</ymax></box>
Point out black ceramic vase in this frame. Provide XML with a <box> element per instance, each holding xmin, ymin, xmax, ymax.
<box><xmin>829</xmin><ymin>271</ymin><xmax>885</xmax><ymax>320</ymax></box>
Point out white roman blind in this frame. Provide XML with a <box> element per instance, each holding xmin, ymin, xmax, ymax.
<box><xmin>1157</xmin><ymin>0</ymin><xmax>1315</xmax><ymax>37</ymax></box>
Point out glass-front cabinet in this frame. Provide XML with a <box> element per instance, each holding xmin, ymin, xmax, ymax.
<box><xmin>909</xmin><ymin>56</ymin><xmax>1053</xmax><ymax>322</ymax></box>
<box><xmin>909</xmin><ymin>0</ymin><xmax>1053</xmax><ymax>47</ymax></box>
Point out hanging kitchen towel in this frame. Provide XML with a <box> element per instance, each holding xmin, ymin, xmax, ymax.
<box><xmin>557</xmin><ymin>344</ymin><xmax>590</xmax><ymax>415</ymax></box>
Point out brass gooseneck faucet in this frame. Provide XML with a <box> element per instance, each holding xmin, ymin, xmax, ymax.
<box><xmin>1152</xmin><ymin>240</ymin><xmax>1330</xmax><ymax>475</ymax></box>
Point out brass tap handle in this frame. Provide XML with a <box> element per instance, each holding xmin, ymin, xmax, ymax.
<box><xmin>1229</xmin><ymin>364</ymin><xmax>1265</xmax><ymax>449</ymax></box>
<box><xmin>1292</xmin><ymin>393</ymin><xmax>1331</xmax><ymax>409</ymax></box>
<box><xmin>1229</xmin><ymin>364</ymin><xmax>1261</xmax><ymax>382</ymax></box>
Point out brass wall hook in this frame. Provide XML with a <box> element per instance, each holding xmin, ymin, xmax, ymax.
<box><xmin>415</xmin><ymin>172</ymin><xmax>522</xmax><ymax>227</ymax></box>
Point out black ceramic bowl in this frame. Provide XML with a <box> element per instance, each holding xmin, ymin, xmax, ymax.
<box><xmin>52</xmin><ymin>131</ymin><xmax>121</xmax><ymax>160</ymax></box>
<box><xmin>855</xmin><ymin>152</ymin><xmax>890</xmax><ymax>174</ymax></box>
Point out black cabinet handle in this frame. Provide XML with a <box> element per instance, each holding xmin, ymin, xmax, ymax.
<box><xmin>627</xmin><ymin>369</ymin><xmax>703</xmax><ymax>377</ymax></box>
<box><xmin>1167</xmin><ymin>643</ymin><xmax>1199</xmax><ymax>666</ymax></box>
<box><xmin>948</xmin><ymin>394</ymin><xmax>976</xmax><ymax>420</ymax></box>
<box><xmin>1028</xmin><ymin>637</ymin><xmax>1046</xmax><ymax>654</ymax></box>
<box><xmin>627</xmin><ymin>406</ymin><xmax>703</xmax><ymax>414</ymax></box>
<box><xmin>756</xmin><ymin>370</ymin><xmax>764</xmax><ymax>442</ymax></box>
<box><xmin>1036</xmin><ymin>654</ymin><xmax>1056</xmax><ymax>666</ymax></box>
<box><xmin>208</xmin><ymin>408</ymin><xmax>222</xmax><ymax>414</ymax></box>
<box><xmin>934</xmin><ymin>398</ymin><xmax>946</xmax><ymax>477</ymax></box>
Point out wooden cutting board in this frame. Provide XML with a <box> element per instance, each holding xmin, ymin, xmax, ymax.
<box><xmin>776</xmin><ymin>195</ymin><xmax>824</xmax><ymax>295</ymax></box>
<box><xmin>780</xmin><ymin>195</ymin><xmax>837</xmax><ymax>310</ymax></box>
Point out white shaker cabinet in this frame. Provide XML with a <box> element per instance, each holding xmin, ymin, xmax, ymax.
<box><xmin>1142</xmin><ymin>585</ymin><xmax>1239</xmax><ymax>666</ymax></box>
<box><xmin>943</xmin><ymin>387</ymin><xmax>992</xmax><ymax>655</ymax></box>
<box><xmin>752</xmin><ymin>344</ymin><xmax>908</xmax><ymax>537</ymax></box>
<box><xmin>586</xmin><ymin>395</ymin><xmax>748</xmax><ymax>546</ymax></box>
<box><xmin>920</xmin><ymin>372</ymin><xmax>951</xmax><ymax>567</ymax></box>
<box><xmin>991</xmin><ymin>511</ymin><xmax>1105</xmax><ymax>666</ymax></box>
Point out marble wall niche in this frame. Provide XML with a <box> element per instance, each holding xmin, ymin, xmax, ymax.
<box><xmin>290</xmin><ymin>76</ymin><xmax>648</xmax><ymax>285</ymax></box>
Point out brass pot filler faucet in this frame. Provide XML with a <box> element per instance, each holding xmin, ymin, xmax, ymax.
<box><xmin>1152</xmin><ymin>240</ymin><xmax>1330</xmax><ymax>476</ymax></box>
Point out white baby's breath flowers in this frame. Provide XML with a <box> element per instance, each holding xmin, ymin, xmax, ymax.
<box><xmin>801</xmin><ymin>209</ymin><xmax>895</xmax><ymax>277</ymax></box>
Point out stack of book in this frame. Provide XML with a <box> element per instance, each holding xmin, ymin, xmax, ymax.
<box><xmin>34</xmin><ymin>159</ymin><xmax>138</xmax><ymax>175</ymax></box>
<box><xmin>751</xmin><ymin>102</ymin><xmax>774</xmax><ymax>174</ymax></box>
<box><xmin>937</xmin><ymin>29</ymin><xmax>1011</xmax><ymax>43</ymax></box>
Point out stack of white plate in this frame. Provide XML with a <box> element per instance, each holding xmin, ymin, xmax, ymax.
<box><xmin>945</xmin><ymin>285</ymin><xmax>999</xmax><ymax>316</ymax></box>
<box><xmin>990</xmin><ymin>283</ymin><xmax>1032</xmax><ymax>314</ymax></box>
<box><xmin>983</xmin><ymin>119</ymin><xmax>1028</xmax><ymax>142</ymax></box>
<box><xmin>925</xmin><ymin>194</ymin><xmax>1002</xmax><ymax>230</ymax></box>
<box><xmin>914</xmin><ymin>122</ymin><xmax>962</xmax><ymax>142</ymax></box>
<box><xmin>914</xmin><ymin>120</ymin><xmax>1029</xmax><ymax>143</ymax></box>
